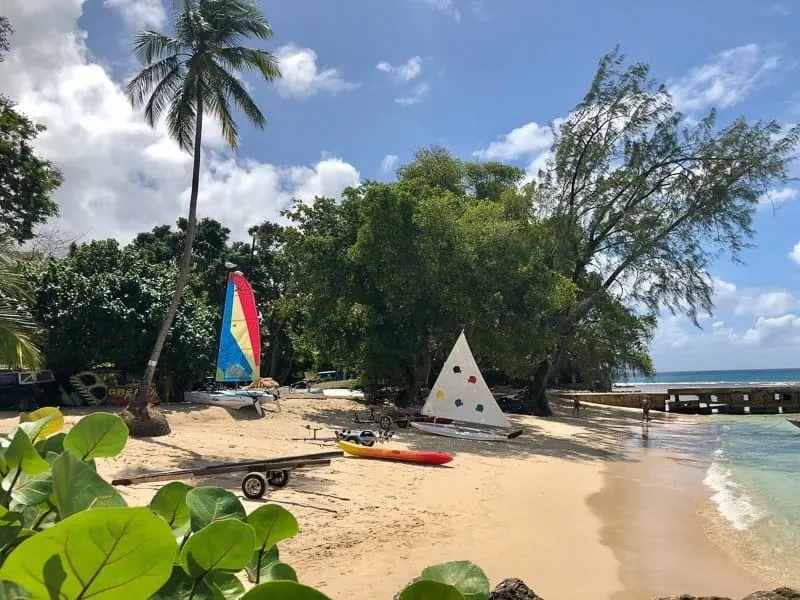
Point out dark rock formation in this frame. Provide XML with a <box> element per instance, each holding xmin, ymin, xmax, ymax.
<box><xmin>489</xmin><ymin>578</ymin><xmax>543</xmax><ymax>600</ymax></box>
<box><xmin>742</xmin><ymin>589</ymin><xmax>800</xmax><ymax>600</ymax></box>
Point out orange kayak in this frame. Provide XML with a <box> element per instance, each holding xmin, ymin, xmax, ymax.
<box><xmin>338</xmin><ymin>441</ymin><xmax>452</xmax><ymax>465</ymax></box>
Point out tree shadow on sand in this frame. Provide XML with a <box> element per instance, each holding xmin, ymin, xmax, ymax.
<box><xmin>296</xmin><ymin>397</ymin><xmax>646</xmax><ymax>464</ymax></box>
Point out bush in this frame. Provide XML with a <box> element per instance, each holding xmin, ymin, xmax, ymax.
<box><xmin>0</xmin><ymin>408</ymin><xmax>492</xmax><ymax>599</ymax></box>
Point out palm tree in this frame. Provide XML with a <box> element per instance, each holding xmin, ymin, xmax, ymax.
<box><xmin>124</xmin><ymin>0</ymin><xmax>280</xmax><ymax>435</ymax></box>
<box><xmin>0</xmin><ymin>250</ymin><xmax>42</xmax><ymax>369</ymax></box>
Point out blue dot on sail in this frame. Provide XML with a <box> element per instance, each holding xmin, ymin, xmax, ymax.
<box><xmin>455</xmin><ymin>399</ymin><xmax>463</xmax><ymax>407</ymax></box>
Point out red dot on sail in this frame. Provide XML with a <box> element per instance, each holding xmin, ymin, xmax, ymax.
<box><xmin>468</xmin><ymin>375</ymin><xmax>477</xmax><ymax>384</ymax></box>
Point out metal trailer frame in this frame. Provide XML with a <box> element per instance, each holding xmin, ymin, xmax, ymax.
<box><xmin>111</xmin><ymin>450</ymin><xmax>343</xmax><ymax>500</ymax></box>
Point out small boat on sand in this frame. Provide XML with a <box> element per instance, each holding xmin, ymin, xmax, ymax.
<box><xmin>185</xmin><ymin>271</ymin><xmax>278</xmax><ymax>416</ymax></box>
<box><xmin>338</xmin><ymin>440</ymin><xmax>452</xmax><ymax>465</ymax></box>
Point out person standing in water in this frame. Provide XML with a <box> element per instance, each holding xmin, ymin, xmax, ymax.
<box><xmin>641</xmin><ymin>397</ymin><xmax>652</xmax><ymax>424</ymax></box>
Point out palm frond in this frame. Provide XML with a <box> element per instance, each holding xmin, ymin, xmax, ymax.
<box><xmin>167</xmin><ymin>68</ymin><xmax>200</xmax><ymax>153</ymax></box>
<box><xmin>216</xmin><ymin>46</ymin><xmax>280</xmax><ymax>81</ymax></box>
<box><xmin>125</xmin><ymin>56</ymin><xmax>183</xmax><ymax>113</ymax></box>
<box><xmin>0</xmin><ymin>252</ymin><xmax>42</xmax><ymax>369</ymax></box>
<box><xmin>142</xmin><ymin>61</ymin><xmax>187</xmax><ymax>127</ymax></box>
<box><xmin>201</xmin><ymin>0</ymin><xmax>274</xmax><ymax>46</ymax></box>
<box><xmin>0</xmin><ymin>306</ymin><xmax>42</xmax><ymax>369</ymax></box>
<box><xmin>206</xmin><ymin>59</ymin><xmax>266</xmax><ymax>134</ymax></box>
<box><xmin>203</xmin><ymin>66</ymin><xmax>239</xmax><ymax>149</ymax></box>
<box><xmin>132</xmin><ymin>31</ymin><xmax>187</xmax><ymax>65</ymax></box>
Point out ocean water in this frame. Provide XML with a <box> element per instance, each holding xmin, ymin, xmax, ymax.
<box><xmin>618</xmin><ymin>367</ymin><xmax>800</xmax><ymax>388</ymax></box>
<box><xmin>615</xmin><ymin>369</ymin><xmax>800</xmax><ymax>579</ymax></box>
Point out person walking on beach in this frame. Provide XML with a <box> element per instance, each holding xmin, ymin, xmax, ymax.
<box><xmin>572</xmin><ymin>396</ymin><xmax>581</xmax><ymax>418</ymax></box>
<box><xmin>641</xmin><ymin>397</ymin><xmax>651</xmax><ymax>424</ymax></box>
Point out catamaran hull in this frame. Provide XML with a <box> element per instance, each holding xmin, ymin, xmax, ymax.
<box><xmin>322</xmin><ymin>389</ymin><xmax>365</xmax><ymax>399</ymax></box>
<box><xmin>183</xmin><ymin>391</ymin><xmax>277</xmax><ymax>416</ymax></box>
<box><xmin>410</xmin><ymin>421</ymin><xmax>515</xmax><ymax>442</ymax></box>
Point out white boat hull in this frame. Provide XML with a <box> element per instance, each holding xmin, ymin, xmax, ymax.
<box><xmin>322</xmin><ymin>388</ymin><xmax>365</xmax><ymax>399</ymax></box>
<box><xmin>184</xmin><ymin>390</ymin><xmax>278</xmax><ymax>416</ymax></box>
<box><xmin>410</xmin><ymin>421</ymin><xmax>513</xmax><ymax>442</ymax></box>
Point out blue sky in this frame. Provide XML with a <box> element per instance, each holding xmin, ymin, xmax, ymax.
<box><xmin>2</xmin><ymin>0</ymin><xmax>800</xmax><ymax>373</ymax></box>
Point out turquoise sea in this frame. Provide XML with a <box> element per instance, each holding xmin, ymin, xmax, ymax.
<box><xmin>615</xmin><ymin>369</ymin><xmax>800</xmax><ymax>580</ymax></box>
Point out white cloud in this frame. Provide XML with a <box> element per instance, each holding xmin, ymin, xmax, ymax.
<box><xmin>376</xmin><ymin>56</ymin><xmax>422</xmax><ymax>82</ymax></box>
<box><xmin>395</xmin><ymin>82</ymin><xmax>430</xmax><ymax>106</ymax></box>
<box><xmin>0</xmin><ymin>0</ymin><xmax>360</xmax><ymax>244</ymax></box>
<box><xmin>789</xmin><ymin>241</ymin><xmax>800</xmax><ymax>264</ymax></box>
<box><xmin>274</xmin><ymin>44</ymin><xmax>358</xmax><ymax>99</ymax></box>
<box><xmin>759</xmin><ymin>187</ymin><xmax>799</xmax><ymax>210</ymax></box>
<box><xmin>414</xmin><ymin>0</ymin><xmax>461</xmax><ymax>20</ymax></box>
<box><xmin>104</xmin><ymin>0</ymin><xmax>165</xmax><ymax>29</ymax></box>
<box><xmin>668</xmin><ymin>44</ymin><xmax>782</xmax><ymax>113</ymax></box>
<box><xmin>734</xmin><ymin>290</ymin><xmax>797</xmax><ymax>317</ymax></box>
<box><xmin>380</xmin><ymin>154</ymin><xmax>399</xmax><ymax>173</ymax></box>
<box><xmin>473</xmin><ymin>122</ymin><xmax>553</xmax><ymax>161</ymax></box>
<box><xmin>769</xmin><ymin>2</ymin><xmax>791</xmax><ymax>15</ymax></box>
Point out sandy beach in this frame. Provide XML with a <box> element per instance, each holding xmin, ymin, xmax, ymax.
<box><xmin>0</xmin><ymin>396</ymin><xmax>783</xmax><ymax>599</ymax></box>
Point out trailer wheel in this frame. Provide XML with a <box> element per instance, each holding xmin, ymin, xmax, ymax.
<box><xmin>242</xmin><ymin>472</ymin><xmax>267</xmax><ymax>499</ymax></box>
<box><xmin>267</xmin><ymin>469</ymin><xmax>290</xmax><ymax>488</ymax></box>
<box><xmin>396</xmin><ymin>419</ymin><xmax>409</xmax><ymax>428</ymax></box>
<box><xmin>379</xmin><ymin>415</ymin><xmax>393</xmax><ymax>431</ymax></box>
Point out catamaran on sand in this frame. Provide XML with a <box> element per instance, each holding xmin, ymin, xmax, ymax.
<box><xmin>184</xmin><ymin>271</ymin><xmax>278</xmax><ymax>417</ymax></box>
<box><xmin>410</xmin><ymin>330</ymin><xmax>523</xmax><ymax>442</ymax></box>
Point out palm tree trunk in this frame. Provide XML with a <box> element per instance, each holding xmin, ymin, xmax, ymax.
<box><xmin>130</xmin><ymin>99</ymin><xmax>204</xmax><ymax>416</ymax></box>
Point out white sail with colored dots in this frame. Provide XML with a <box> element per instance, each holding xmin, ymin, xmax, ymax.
<box><xmin>421</xmin><ymin>331</ymin><xmax>511</xmax><ymax>429</ymax></box>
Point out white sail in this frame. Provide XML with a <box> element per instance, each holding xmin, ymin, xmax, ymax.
<box><xmin>421</xmin><ymin>331</ymin><xmax>511</xmax><ymax>429</ymax></box>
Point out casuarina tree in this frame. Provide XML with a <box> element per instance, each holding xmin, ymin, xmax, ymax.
<box><xmin>523</xmin><ymin>47</ymin><xmax>800</xmax><ymax>416</ymax></box>
<box><xmin>124</xmin><ymin>0</ymin><xmax>281</xmax><ymax>435</ymax></box>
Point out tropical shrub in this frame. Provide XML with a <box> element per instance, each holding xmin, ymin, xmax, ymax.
<box><xmin>0</xmin><ymin>409</ymin><xmax>491</xmax><ymax>599</ymax></box>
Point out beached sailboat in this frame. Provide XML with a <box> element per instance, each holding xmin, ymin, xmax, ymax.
<box><xmin>183</xmin><ymin>271</ymin><xmax>278</xmax><ymax>416</ymax></box>
<box><xmin>410</xmin><ymin>331</ymin><xmax>522</xmax><ymax>442</ymax></box>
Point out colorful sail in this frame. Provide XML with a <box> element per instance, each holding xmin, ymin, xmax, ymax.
<box><xmin>215</xmin><ymin>271</ymin><xmax>261</xmax><ymax>382</ymax></box>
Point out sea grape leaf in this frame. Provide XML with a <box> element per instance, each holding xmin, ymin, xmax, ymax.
<box><xmin>35</xmin><ymin>433</ymin><xmax>65</xmax><ymax>458</ymax></box>
<box><xmin>18</xmin><ymin>407</ymin><xmax>64</xmax><ymax>443</ymax></box>
<box><xmin>245</xmin><ymin>545</ymin><xmax>279</xmax><ymax>583</ymax></box>
<box><xmin>419</xmin><ymin>561</ymin><xmax>490</xmax><ymax>600</ymax></box>
<box><xmin>259</xmin><ymin>562</ymin><xmax>297</xmax><ymax>582</ymax></box>
<box><xmin>0</xmin><ymin>581</ymin><xmax>30</xmax><ymax>599</ymax></box>
<box><xmin>149</xmin><ymin>481</ymin><xmax>193</xmax><ymax>536</ymax></box>
<box><xmin>150</xmin><ymin>565</ymin><xmax>215</xmax><ymax>600</ymax></box>
<box><xmin>241</xmin><ymin>581</ymin><xmax>332</xmax><ymax>600</ymax></box>
<box><xmin>5</xmin><ymin>430</ymin><xmax>47</xmax><ymax>477</ymax></box>
<box><xmin>399</xmin><ymin>580</ymin><xmax>465</xmax><ymax>600</ymax></box>
<box><xmin>180</xmin><ymin>518</ymin><xmax>255</xmax><ymax>577</ymax></box>
<box><xmin>0</xmin><ymin>506</ymin><xmax>22</xmax><ymax>551</ymax></box>
<box><xmin>246</xmin><ymin>503</ymin><xmax>299</xmax><ymax>552</ymax></box>
<box><xmin>9</xmin><ymin>471</ymin><xmax>52</xmax><ymax>506</ymax></box>
<box><xmin>0</xmin><ymin>506</ymin><xmax>176</xmax><ymax>599</ymax></box>
<box><xmin>51</xmin><ymin>451</ymin><xmax>126</xmax><ymax>518</ymax></box>
<box><xmin>63</xmin><ymin>412</ymin><xmax>128</xmax><ymax>460</ymax></box>
<box><xmin>185</xmin><ymin>487</ymin><xmax>246</xmax><ymax>532</ymax></box>
<box><xmin>210</xmin><ymin>571</ymin><xmax>246</xmax><ymax>597</ymax></box>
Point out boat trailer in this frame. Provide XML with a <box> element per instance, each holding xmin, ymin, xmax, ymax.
<box><xmin>111</xmin><ymin>450</ymin><xmax>343</xmax><ymax>500</ymax></box>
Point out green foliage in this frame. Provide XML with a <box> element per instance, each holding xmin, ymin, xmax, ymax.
<box><xmin>283</xmin><ymin>148</ymin><xmax>569</xmax><ymax>397</ymax></box>
<box><xmin>0</xmin><ymin>97</ymin><xmax>62</xmax><ymax>245</ymax></box>
<box><xmin>29</xmin><ymin>240</ymin><xmax>217</xmax><ymax>383</ymax></box>
<box><xmin>0</xmin><ymin>409</ymin><xmax>492</xmax><ymax>599</ymax></box>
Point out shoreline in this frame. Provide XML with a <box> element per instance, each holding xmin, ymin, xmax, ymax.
<box><xmin>587</xmin><ymin>418</ymin><xmax>768</xmax><ymax>599</ymax></box>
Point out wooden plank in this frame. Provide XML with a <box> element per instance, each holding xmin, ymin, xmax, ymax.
<box><xmin>110</xmin><ymin>451</ymin><xmax>342</xmax><ymax>486</ymax></box>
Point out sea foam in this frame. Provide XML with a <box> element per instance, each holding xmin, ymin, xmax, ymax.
<box><xmin>703</xmin><ymin>448</ymin><xmax>763</xmax><ymax>531</ymax></box>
